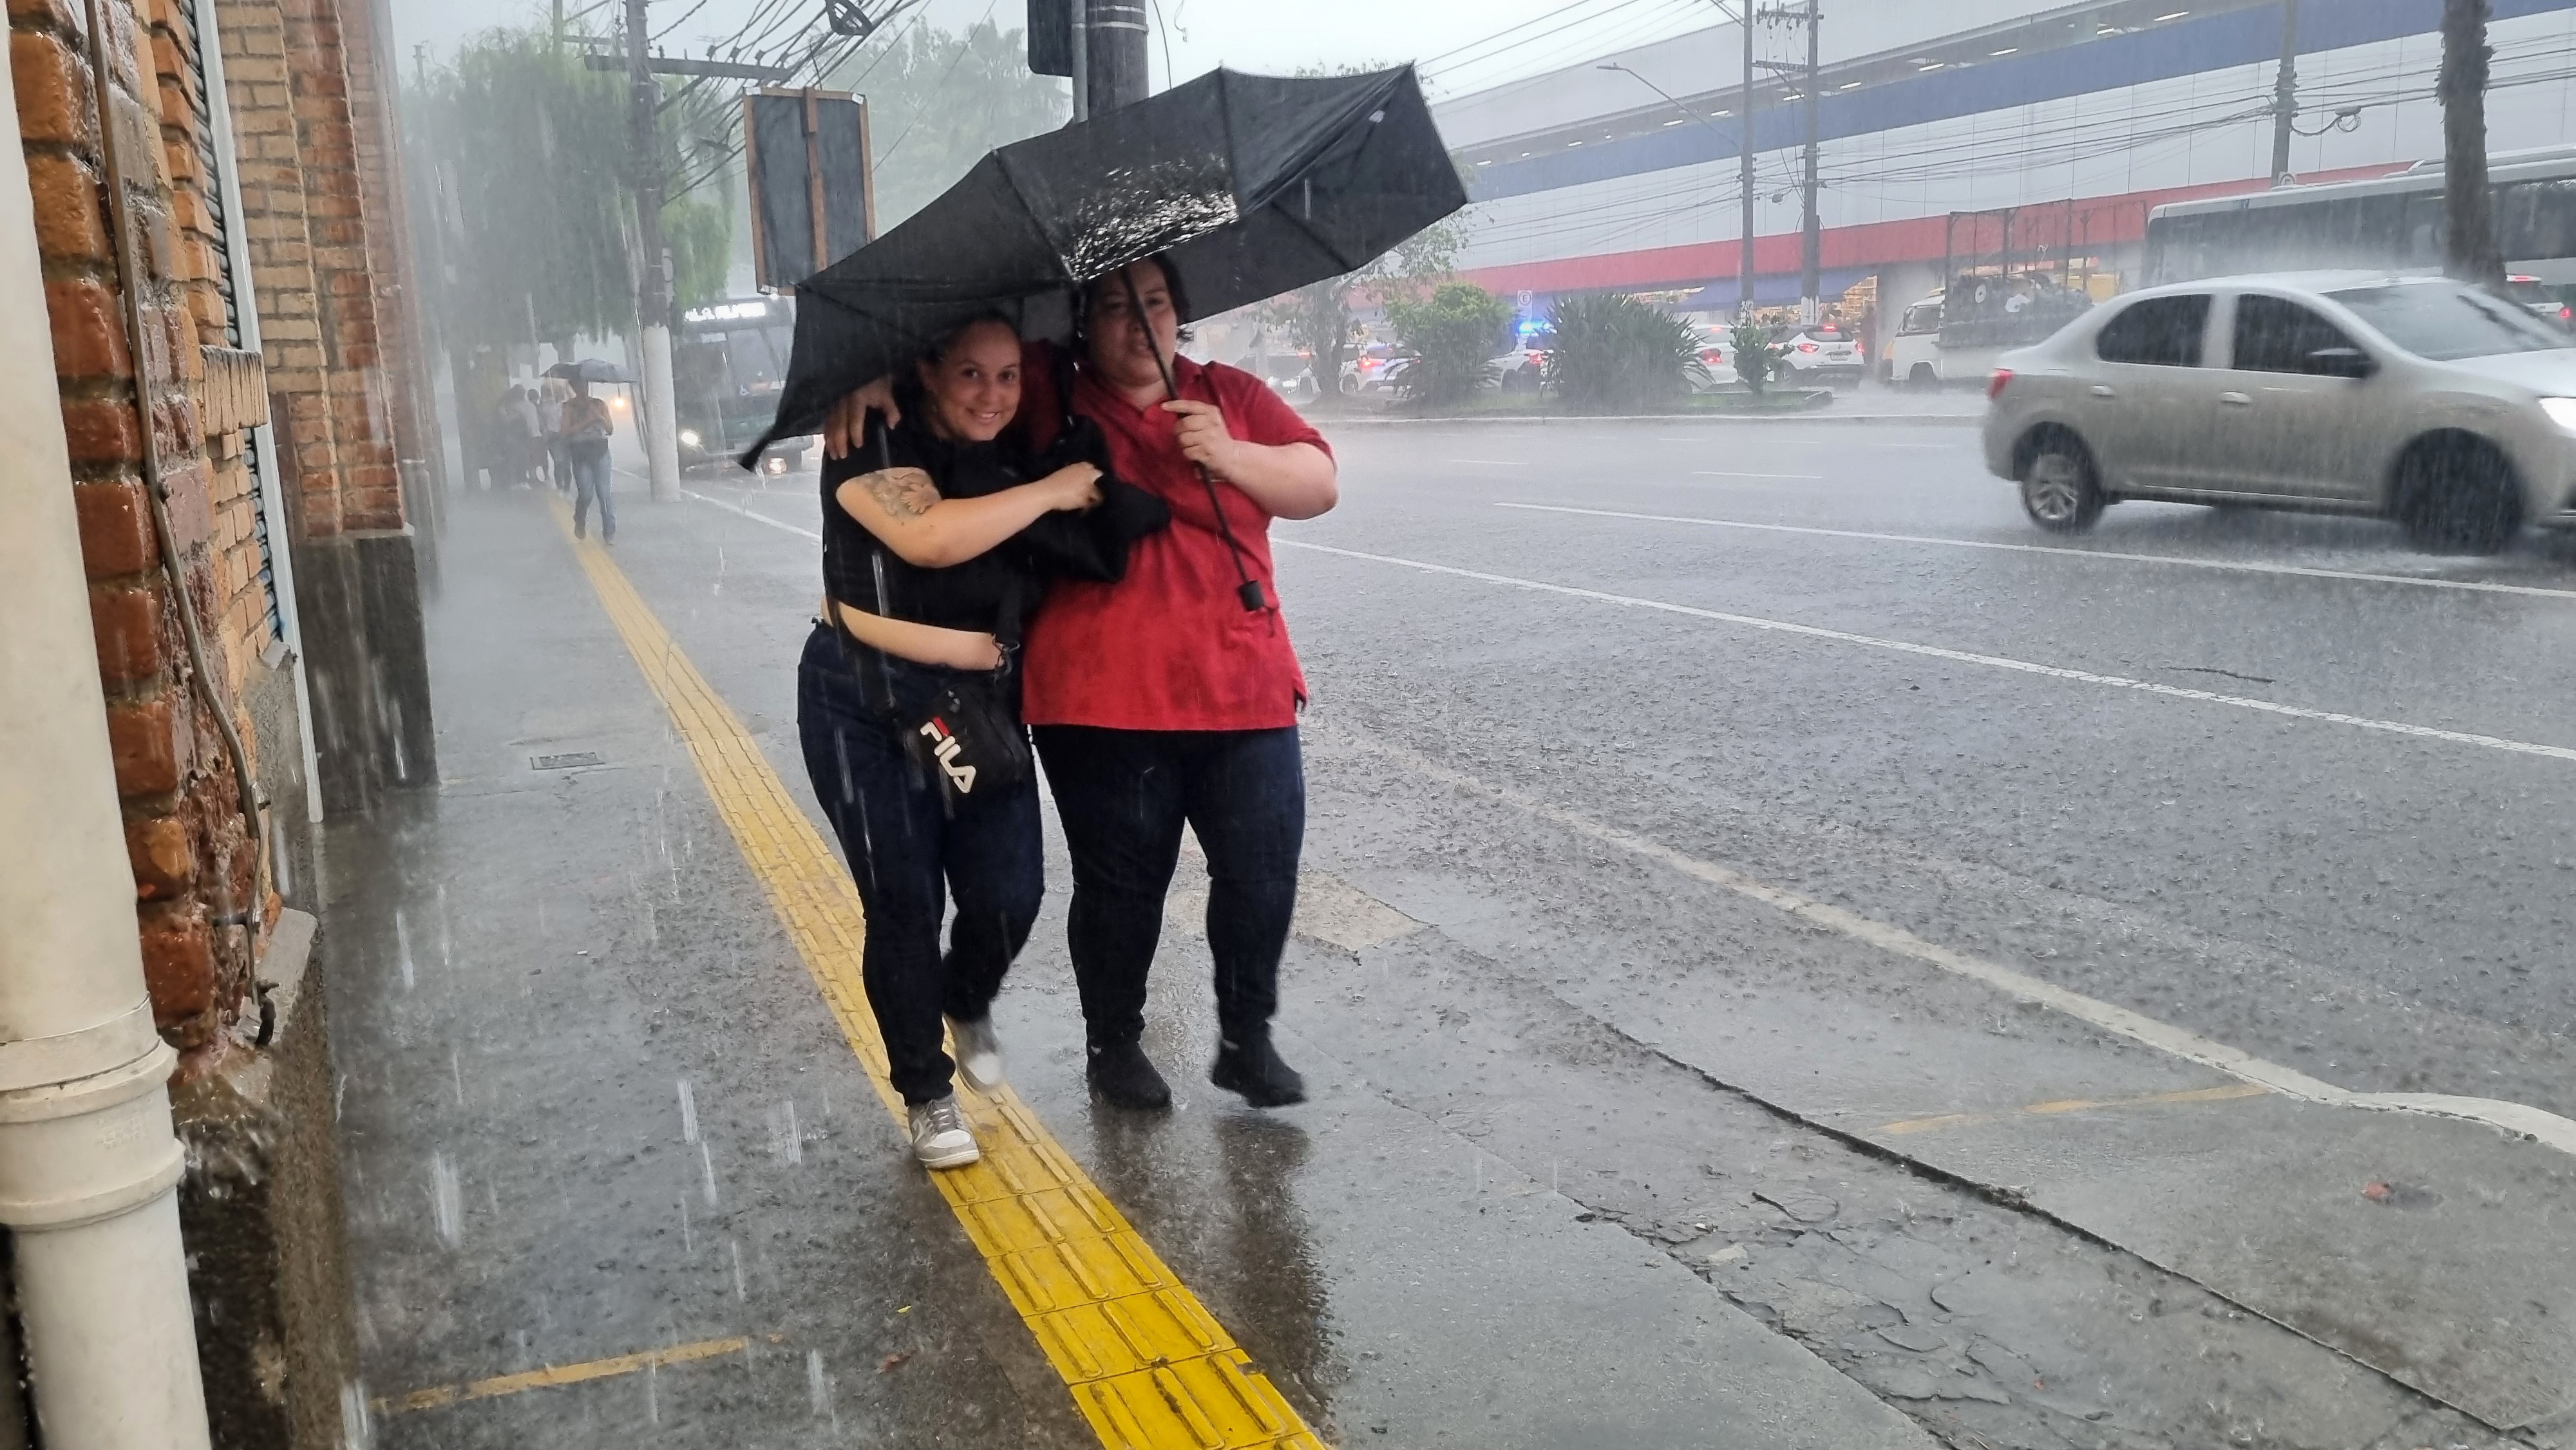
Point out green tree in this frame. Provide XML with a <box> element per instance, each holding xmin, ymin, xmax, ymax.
<box><xmin>826</xmin><ymin>21</ymin><xmax>1071</xmax><ymax>231</ymax></box>
<box><xmin>405</xmin><ymin>27</ymin><xmax>736</xmax><ymax>357</ymax></box>
<box><xmin>1545</xmin><ymin>294</ymin><xmax>1709</xmax><ymax>411</ymax></box>
<box><xmin>1263</xmin><ymin>215</ymin><xmax>1467</xmax><ymax>397</ymax></box>
<box><xmin>1386</xmin><ymin>282</ymin><xmax>1508</xmax><ymax>404</ymax></box>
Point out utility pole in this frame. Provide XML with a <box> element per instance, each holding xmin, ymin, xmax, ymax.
<box><xmin>1799</xmin><ymin>0</ymin><xmax>1820</xmax><ymax>324</ymax></box>
<box><xmin>1751</xmin><ymin>3</ymin><xmax>1822</xmax><ymax>321</ymax></box>
<box><xmin>626</xmin><ymin>0</ymin><xmax>680</xmax><ymax>502</ymax></box>
<box><xmin>2439</xmin><ymin>0</ymin><xmax>2504</xmax><ymax>288</ymax></box>
<box><xmin>1086</xmin><ymin>0</ymin><xmax>1149</xmax><ymax>110</ymax></box>
<box><xmin>2269</xmin><ymin>1</ymin><xmax>2299</xmax><ymax>185</ymax></box>
<box><xmin>1738</xmin><ymin>3</ymin><xmax>1755</xmax><ymax>320</ymax></box>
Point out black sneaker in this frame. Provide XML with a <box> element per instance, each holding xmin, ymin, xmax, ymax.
<box><xmin>1086</xmin><ymin>1039</ymin><xmax>1172</xmax><ymax>1111</ymax></box>
<box><xmin>1210</xmin><ymin>1034</ymin><xmax>1306</xmax><ymax>1107</ymax></box>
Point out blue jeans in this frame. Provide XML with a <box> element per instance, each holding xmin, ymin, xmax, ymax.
<box><xmin>1030</xmin><ymin>725</ymin><xmax>1304</xmax><ymax>1048</ymax></box>
<box><xmin>797</xmin><ymin>625</ymin><xmax>1042</xmax><ymax>1104</ymax></box>
<box><xmin>569</xmin><ymin>442</ymin><xmax>614</xmax><ymax>540</ymax></box>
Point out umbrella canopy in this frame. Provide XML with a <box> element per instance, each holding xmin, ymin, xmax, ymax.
<box><xmin>748</xmin><ymin>65</ymin><xmax>1465</xmax><ymax>460</ymax></box>
<box><xmin>545</xmin><ymin>357</ymin><xmax>635</xmax><ymax>384</ymax></box>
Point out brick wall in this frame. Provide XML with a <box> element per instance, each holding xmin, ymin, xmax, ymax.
<box><xmin>12</xmin><ymin>0</ymin><xmax>269</xmax><ymax>1051</ymax></box>
<box><xmin>214</xmin><ymin>0</ymin><xmax>399</xmax><ymax>538</ymax></box>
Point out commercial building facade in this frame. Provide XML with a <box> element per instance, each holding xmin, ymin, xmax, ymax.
<box><xmin>1439</xmin><ymin>0</ymin><xmax>2576</xmax><ymax>346</ymax></box>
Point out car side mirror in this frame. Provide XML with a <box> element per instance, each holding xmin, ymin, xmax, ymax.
<box><xmin>2306</xmin><ymin>346</ymin><xmax>2376</xmax><ymax>379</ymax></box>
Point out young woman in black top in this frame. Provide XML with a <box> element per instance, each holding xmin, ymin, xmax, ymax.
<box><xmin>797</xmin><ymin>315</ymin><xmax>1104</xmax><ymax>1170</ymax></box>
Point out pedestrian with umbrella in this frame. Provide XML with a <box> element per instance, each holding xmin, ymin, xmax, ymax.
<box><xmin>756</xmin><ymin>67</ymin><xmax>1466</xmax><ymax>1119</ymax></box>
<box><xmin>549</xmin><ymin>359</ymin><xmax>630</xmax><ymax>541</ymax></box>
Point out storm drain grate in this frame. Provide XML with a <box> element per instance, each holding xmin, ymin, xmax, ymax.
<box><xmin>531</xmin><ymin>751</ymin><xmax>606</xmax><ymax>771</ymax></box>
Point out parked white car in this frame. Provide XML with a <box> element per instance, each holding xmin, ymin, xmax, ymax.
<box><xmin>1983</xmin><ymin>272</ymin><xmax>2576</xmax><ymax>553</ymax></box>
<box><xmin>1488</xmin><ymin>346</ymin><xmax>1550</xmax><ymax>393</ymax></box>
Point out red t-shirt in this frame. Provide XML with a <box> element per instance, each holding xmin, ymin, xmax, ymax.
<box><xmin>1017</xmin><ymin>343</ymin><xmax>1331</xmax><ymax>731</ymax></box>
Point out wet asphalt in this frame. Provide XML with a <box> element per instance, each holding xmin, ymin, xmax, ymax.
<box><xmin>324</xmin><ymin>410</ymin><xmax>2576</xmax><ymax>1448</ymax></box>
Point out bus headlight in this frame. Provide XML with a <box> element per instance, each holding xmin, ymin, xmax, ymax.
<box><xmin>677</xmin><ymin>428</ymin><xmax>702</xmax><ymax>449</ymax></box>
<box><xmin>2543</xmin><ymin>398</ymin><xmax>2576</xmax><ymax>433</ymax></box>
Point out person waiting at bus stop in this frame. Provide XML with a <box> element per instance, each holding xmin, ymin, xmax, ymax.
<box><xmin>828</xmin><ymin>255</ymin><xmax>1341</xmax><ymax>1115</ymax></box>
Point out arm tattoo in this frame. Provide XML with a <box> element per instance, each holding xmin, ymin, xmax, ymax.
<box><xmin>859</xmin><ymin>467</ymin><xmax>940</xmax><ymax>520</ymax></box>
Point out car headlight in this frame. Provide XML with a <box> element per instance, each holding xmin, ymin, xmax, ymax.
<box><xmin>677</xmin><ymin>428</ymin><xmax>702</xmax><ymax>448</ymax></box>
<box><xmin>2543</xmin><ymin>398</ymin><xmax>2576</xmax><ymax>433</ymax></box>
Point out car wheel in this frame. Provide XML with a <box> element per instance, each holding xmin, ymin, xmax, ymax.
<box><xmin>2394</xmin><ymin>433</ymin><xmax>2523</xmax><ymax>554</ymax></box>
<box><xmin>2018</xmin><ymin>431</ymin><xmax>2105</xmax><ymax>533</ymax></box>
<box><xmin>1908</xmin><ymin>364</ymin><xmax>1938</xmax><ymax>390</ymax></box>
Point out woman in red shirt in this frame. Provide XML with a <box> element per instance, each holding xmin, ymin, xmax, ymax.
<box><xmin>829</xmin><ymin>256</ymin><xmax>1338</xmax><ymax>1111</ymax></box>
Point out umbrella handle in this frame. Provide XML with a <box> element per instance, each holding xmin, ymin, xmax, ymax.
<box><xmin>1117</xmin><ymin>268</ymin><xmax>1265</xmax><ymax>615</ymax></box>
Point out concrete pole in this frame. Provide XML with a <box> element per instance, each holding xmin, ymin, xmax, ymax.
<box><xmin>1738</xmin><ymin>4</ymin><xmax>1756</xmax><ymax>320</ymax></box>
<box><xmin>1799</xmin><ymin>0</ymin><xmax>1821</xmax><ymax>325</ymax></box>
<box><xmin>628</xmin><ymin>0</ymin><xmax>680</xmax><ymax>501</ymax></box>
<box><xmin>2439</xmin><ymin>0</ymin><xmax>2504</xmax><ymax>288</ymax></box>
<box><xmin>1069</xmin><ymin>0</ymin><xmax>1089</xmax><ymax>120</ymax></box>
<box><xmin>2269</xmin><ymin>1</ymin><xmax>2300</xmax><ymax>185</ymax></box>
<box><xmin>1086</xmin><ymin>0</ymin><xmax>1148</xmax><ymax>109</ymax></box>
<box><xmin>0</xmin><ymin>33</ymin><xmax>211</xmax><ymax>1450</ymax></box>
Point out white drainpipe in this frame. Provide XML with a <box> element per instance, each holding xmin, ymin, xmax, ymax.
<box><xmin>0</xmin><ymin>34</ymin><xmax>214</xmax><ymax>1450</ymax></box>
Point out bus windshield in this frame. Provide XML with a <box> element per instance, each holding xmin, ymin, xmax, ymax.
<box><xmin>2328</xmin><ymin>281</ymin><xmax>2572</xmax><ymax>361</ymax></box>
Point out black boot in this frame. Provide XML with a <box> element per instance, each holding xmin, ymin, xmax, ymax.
<box><xmin>1086</xmin><ymin>1039</ymin><xmax>1172</xmax><ymax>1111</ymax></box>
<box><xmin>1210</xmin><ymin>1033</ymin><xmax>1306</xmax><ymax>1108</ymax></box>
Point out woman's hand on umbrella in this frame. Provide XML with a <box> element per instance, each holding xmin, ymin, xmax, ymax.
<box><xmin>1037</xmin><ymin>462</ymin><xmax>1104</xmax><ymax>512</ymax></box>
<box><xmin>823</xmin><ymin>376</ymin><xmax>901</xmax><ymax>458</ymax></box>
<box><xmin>1163</xmin><ymin>400</ymin><xmax>1240</xmax><ymax>478</ymax></box>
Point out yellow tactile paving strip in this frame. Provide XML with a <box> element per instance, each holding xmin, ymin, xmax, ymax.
<box><xmin>554</xmin><ymin>502</ymin><xmax>1326</xmax><ymax>1449</ymax></box>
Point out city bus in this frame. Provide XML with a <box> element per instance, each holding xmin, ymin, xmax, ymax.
<box><xmin>2145</xmin><ymin>146</ymin><xmax>2576</xmax><ymax>296</ymax></box>
<box><xmin>673</xmin><ymin>296</ymin><xmax>811</xmax><ymax>475</ymax></box>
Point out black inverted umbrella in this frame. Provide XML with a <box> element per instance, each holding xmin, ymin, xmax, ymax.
<box><xmin>545</xmin><ymin>357</ymin><xmax>636</xmax><ymax>384</ymax></box>
<box><xmin>744</xmin><ymin>65</ymin><xmax>1465</xmax><ymax>462</ymax></box>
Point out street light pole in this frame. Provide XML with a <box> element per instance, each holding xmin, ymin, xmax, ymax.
<box><xmin>627</xmin><ymin>0</ymin><xmax>680</xmax><ymax>502</ymax></box>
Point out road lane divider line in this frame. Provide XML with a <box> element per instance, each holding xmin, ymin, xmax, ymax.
<box><xmin>1309</xmin><ymin>720</ymin><xmax>2576</xmax><ymax>1159</ymax></box>
<box><xmin>552</xmin><ymin>501</ymin><xmax>1323</xmax><ymax>1450</ymax></box>
<box><xmin>1443</xmin><ymin>457</ymin><xmax>1533</xmax><ymax>466</ymax></box>
<box><xmin>374</xmin><ymin>1333</ymin><xmax>776</xmax><ymax>1415</ymax></box>
<box><xmin>1691</xmin><ymin>471</ymin><xmax>1826</xmax><ymax>480</ymax></box>
<box><xmin>1493</xmin><ymin>501</ymin><xmax>2576</xmax><ymax>601</ymax></box>
<box><xmin>1279</xmin><ymin>538</ymin><xmax>2576</xmax><ymax>765</ymax></box>
<box><xmin>1877</xmin><ymin>1082</ymin><xmax>2271</xmax><ymax>1136</ymax></box>
<box><xmin>682</xmin><ymin>486</ymin><xmax>824</xmax><ymax>541</ymax></box>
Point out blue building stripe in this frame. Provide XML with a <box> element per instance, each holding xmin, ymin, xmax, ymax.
<box><xmin>1466</xmin><ymin>0</ymin><xmax>2576</xmax><ymax>203</ymax></box>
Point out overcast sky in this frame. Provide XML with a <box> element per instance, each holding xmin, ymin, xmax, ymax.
<box><xmin>388</xmin><ymin>0</ymin><xmax>1725</xmax><ymax>100</ymax></box>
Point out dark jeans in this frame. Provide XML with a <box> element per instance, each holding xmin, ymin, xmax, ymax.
<box><xmin>1032</xmin><ymin>724</ymin><xmax>1304</xmax><ymax>1049</ymax></box>
<box><xmin>569</xmin><ymin>442</ymin><xmax>614</xmax><ymax>540</ymax></box>
<box><xmin>797</xmin><ymin>625</ymin><xmax>1041</xmax><ymax>1104</ymax></box>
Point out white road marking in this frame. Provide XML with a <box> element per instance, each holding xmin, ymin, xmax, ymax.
<box><xmin>1494</xmin><ymin>502</ymin><xmax>2576</xmax><ymax>602</ymax></box>
<box><xmin>1276</xmin><ymin>539</ymin><xmax>2576</xmax><ymax>764</ymax></box>
<box><xmin>1691</xmin><ymin>470</ymin><xmax>1826</xmax><ymax>480</ymax></box>
<box><xmin>1444</xmin><ymin>458</ymin><xmax>1533</xmax><ymax>466</ymax></box>
<box><xmin>1331</xmin><ymin>729</ymin><xmax>2576</xmax><ymax>1158</ymax></box>
<box><xmin>683</xmin><ymin>489</ymin><xmax>822</xmax><ymax>541</ymax></box>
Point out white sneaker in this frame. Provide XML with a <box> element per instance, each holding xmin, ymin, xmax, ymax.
<box><xmin>907</xmin><ymin>1095</ymin><xmax>980</xmax><ymax>1169</ymax></box>
<box><xmin>948</xmin><ymin>1015</ymin><xmax>1006</xmax><ymax>1095</ymax></box>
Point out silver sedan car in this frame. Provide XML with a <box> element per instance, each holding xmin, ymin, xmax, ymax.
<box><xmin>1982</xmin><ymin>272</ymin><xmax>2576</xmax><ymax>553</ymax></box>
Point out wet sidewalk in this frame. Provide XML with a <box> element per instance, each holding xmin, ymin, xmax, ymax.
<box><xmin>321</xmin><ymin>485</ymin><xmax>1941</xmax><ymax>1447</ymax></box>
